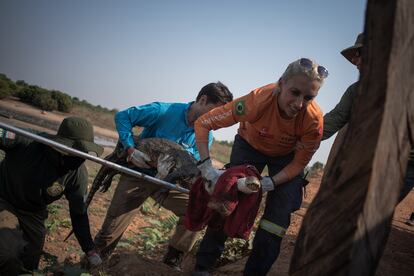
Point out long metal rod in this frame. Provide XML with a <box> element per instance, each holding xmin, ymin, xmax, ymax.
<box><xmin>0</xmin><ymin>121</ymin><xmax>189</xmax><ymax>194</ymax></box>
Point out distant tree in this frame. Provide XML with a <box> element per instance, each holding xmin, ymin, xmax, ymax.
<box><xmin>8</xmin><ymin>83</ymin><xmax>18</xmax><ymax>95</ymax></box>
<box><xmin>0</xmin><ymin>73</ymin><xmax>19</xmax><ymax>98</ymax></box>
<box><xmin>35</xmin><ymin>92</ymin><xmax>58</xmax><ymax>111</ymax></box>
<box><xmin>213</xmin><ymin>138</ymin><xmax>234</xmax><ymax>147</ymax></box>
<box><xmin>0</xmin><ymin>78</ymin><xmax>11</xmax><ymax>99</ymax></box>
<box><xmin>17</xmin><ymin>86</ymin><xmax>36</xmax><ymax>102</ymax></box>
<box><xmin>16</xmin><ymin>85</ymin><xmax>56</xmax><ymax>111</ymax></box>
<box><xmin>17</xmin><ymin>85</ymin><xmax>44</xmax><ymax>103</ymax></box>
<box><xmin>32</xmin><ymin>88</ymin><xmax>56</xmax><ymax>111</ymax></box>
<box><xmin>51</xmin><ymin>90</ymin><xmax>73</xmax><ymax>112</ymax></box>
<box><xmin>4</xmin><ymin>75</ymin><xmax>114</xmax><ymax>115</ymax></box>
<box><xmin>16</xmin><ymin>80</ymin><xmax>28</xmax><ymax>87</ymax></box>
<box><xmin>310</xmin><ymin>161</ymin><xmax>324</xmax><ymax>172</ymax></box>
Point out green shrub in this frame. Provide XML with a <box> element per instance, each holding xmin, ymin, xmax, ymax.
<box><xmin>51</xmin><ymin>90</ymin><xmax>73</xmax><ymax>112</ymax></box>
<box><xmin>17</xmin><ymin>85</ymin><xmax>65</xmax><ymax>111</ymax></box>
<box><xmin>2</xmin><ymin>74</ymin><xmax>115</xmax><ymax>117</ymax></box>
<box><xmin>0</xmin><ymin>78</ymin><xmax>11</xmax><ymax>99</ymax></box>
<box><xmin>0</xmin><ymin>87</ymin><xmax>10</xmax><ymax>99</ymax></box>
<box><xmin>17</xmin><ymin>85</ymin><xmax>39</xmax><ymax>103</ymax></box>
<box><xmin>33</xmin><ymin>90</ymin><xmax>58</xmax><ymax>111</ymax></box>
<box><xmin>310</xmin><ymin>161</ymin><xmax>324</xmax><ymax>171</ymax></box>
<box><xmin>16</xmin><ymin>80</ymin><xmax>28</xmax><ymax>87</ymax></box>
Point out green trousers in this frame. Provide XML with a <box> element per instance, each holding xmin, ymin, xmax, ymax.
<box><xmin>0</xmin><ymin>199</ymin><xmax>47</xmax><ymax>276</ymax></box>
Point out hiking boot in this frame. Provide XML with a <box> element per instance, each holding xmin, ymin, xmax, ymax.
<box><xmin>163</xmin><ymin>245</ymin><xmax>184</xmax><ymax>270</ymax></box>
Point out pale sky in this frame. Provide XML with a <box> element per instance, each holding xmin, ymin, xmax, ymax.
<box><xmin>0</xmin><ymin>0</ymin><xmax>366</xmax><ymax>164</ymax></box>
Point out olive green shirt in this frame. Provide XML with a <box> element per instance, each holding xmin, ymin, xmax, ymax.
<box><xmin>323</xmin><ymin>81</ymin><xmax>359</xmax><ymax>140</ymax></box>
<box><xmin>0</xmin><ymin>127</ymin><xmax>97</xmax><ymax>253</ymax></box>
<box><xmin>323</xmin><ymin>81</ymin><xmax>414</xmax><ymax>160</ymax></box>
<box><xmin>0</xmin><ymin>128</ymin><xmax>88</xmax><ymax>214</ymax></box>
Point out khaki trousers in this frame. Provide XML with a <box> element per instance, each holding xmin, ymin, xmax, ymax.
<box><xmin>94</xmin><ymin>174</ymin><xmax>198</xmax><ymax>257</ymax></box>
<box><xmin>0</xmin><ymin>199</ymin><xmax>47</xmax><ymax>276</ymax></box>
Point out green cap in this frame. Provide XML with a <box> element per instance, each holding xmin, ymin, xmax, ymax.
<box><xmin>43</xmin><ymin>116</ymin><xmax>103</xmax><ymax>156</ymax></box>
<box><xmin>341</xmin><ymin>33</ymin><xmax>364</xmax><ymax>64</ymax></box>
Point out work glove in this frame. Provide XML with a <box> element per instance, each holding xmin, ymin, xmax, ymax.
<box><xmin>127</xmin><ymin>148</ymin><xmax>151</xmax><ymax>169</ymax></box>
<box><xmin>236</xmin><ymin>176</ymin><xmax>261</xmax><ymax>194</ymax></box>
<box><xmin>86</xmin><ymin>249</ymin><xmax>103</xmax><ymax>267</ymax></box>
<box><xmin>197</xmin><ymin>157</ymin><xmax>223</xmax><ymax>195</ymax></box>
<box><xmin>237</xmin><ymin>176</ymin><xmax>275</xmax><ymax>194</ymax></box>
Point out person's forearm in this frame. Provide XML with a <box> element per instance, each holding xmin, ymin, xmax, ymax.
<box><xmin>197</xmin><ymin>141</ymin><xmax>210</xmax><ymax>161</ymax></box>
<box><xmin>323</xmin><ymin>112</ymin><xmax>346</xmax><ymax>140</ymax></box>
<box><xmin>70</xmin><ymin>210</ymin><xmax>95</xmax><ymax>253</ymax></box>
<box><xmin>115</xmin><ymin>110</ymin><xmax>135</xmax><ymax>148</ymax></box>
<box><xmin>270</xmin><ymin>170</ymin><xmax>290</xmax><ymax>186</ymax></box>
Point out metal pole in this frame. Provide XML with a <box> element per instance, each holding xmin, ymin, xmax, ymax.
<box><xmin>0</xmin><ymin>121</ymin><xmax>189</xmax><ymax>194</ymax></box>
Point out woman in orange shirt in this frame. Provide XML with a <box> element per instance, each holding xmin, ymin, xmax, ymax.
<box><xmin>194</xmin><ymin>58</ymin><xmax>327</xmax><ymax>275</ymax></box>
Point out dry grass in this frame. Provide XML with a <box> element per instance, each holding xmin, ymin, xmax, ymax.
<box><xmin>211</xmin><ymin>141</ymin><xmax>232</xmax><ymax>165</ymax></box>
<box><xmin>69</xmin><ymin>105</ymin><xmax>116</xmax><ymax>130</ymax></box>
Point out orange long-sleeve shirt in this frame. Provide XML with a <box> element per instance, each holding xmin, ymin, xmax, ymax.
<box><xmin>195</xmin><ymin>83</ymin><xmax>323</xmax><ymax>179</ymax></box>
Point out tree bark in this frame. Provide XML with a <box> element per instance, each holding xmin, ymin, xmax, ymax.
<box><xmin>290</xmin><ymin>0</ymin><xmax>414</xmax><ymax>275</ymax></box>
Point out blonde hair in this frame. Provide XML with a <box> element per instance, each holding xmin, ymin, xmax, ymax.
<box><xmin>280</xmin><ymin>59</ymin><xmax>325</xmax><ymax>84</ymax></box>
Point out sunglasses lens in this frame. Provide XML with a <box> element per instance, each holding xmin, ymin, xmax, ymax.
<box><xmin>318</xmin><ymin>66</ymin><xmax>329</xmax><ymax>78</ymax></box>
<box><xmin>299</xmin><ymin>58</ymin><xmax>313</xmax><ymax>69</ymax></box>
<box><xmin>300</xmin><ymin>58</ymin><xmax>328</xmax><ymax>79</ymax></box>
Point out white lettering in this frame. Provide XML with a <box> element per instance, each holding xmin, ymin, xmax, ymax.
<box><xmin>201</xmin><ymin>110</ymin><xmax>233</xmax><ymax>125</ymax></box>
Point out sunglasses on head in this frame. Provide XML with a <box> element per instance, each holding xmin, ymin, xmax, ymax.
<box><xmin>299</xmin><ymin>58</ymin><xmax>329</xmax><ymax>79</ymax></box>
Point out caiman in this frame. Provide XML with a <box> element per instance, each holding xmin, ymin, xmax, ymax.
<box><xmin>64</xmin><ymin>137</ymin><xmax>200</xmax><ymax>241</ymax></box>
<box><xmin>87</xmin><ymin>137</ymin><xmax>200</xmax><ymax>205</ymax></box>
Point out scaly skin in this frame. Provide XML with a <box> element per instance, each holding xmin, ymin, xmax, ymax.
<box><xmin>86</xmin><ymin>137</ymin><xmax>199</xmax><ymax>208</ymax></box>
<box><xmin>64</xmin><ymin>137</ymin><xmax>199</xmax><ymax>242</ymax></box>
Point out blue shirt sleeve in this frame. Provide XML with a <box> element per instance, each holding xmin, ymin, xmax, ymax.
<box><xmin>115</xmin><ymin>102</ymin><xmax>163</xmax><ymax>148</ymax></box>
<box><xmin>208</xmin><ymin>131</ymin><xmax>214</xmax><ymax>149</ymax></box>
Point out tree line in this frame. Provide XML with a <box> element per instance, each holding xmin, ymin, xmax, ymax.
<box><xmin>0</xmin><ymin>73</ymin><xmax>118</xmax><ymax>114</ymax></box>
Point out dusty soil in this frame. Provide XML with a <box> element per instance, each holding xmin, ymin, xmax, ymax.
<box><xmin>36</xmin><ymin>171</ymin><xmax>414</xmax><ymax>276</ymax></box>
<box><xmin>1</xmin><ymin>98</ymin><xmax>413</xmax><ymax>275</ymax></box>
<box><xmin>216</xmin><ymin>174</ymin><xmax>414</xmax><ymax>276</ymax></box>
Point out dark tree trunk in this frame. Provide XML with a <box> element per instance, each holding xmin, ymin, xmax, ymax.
<box><xmin>290</xmin><ymin>0</ymin><xmax>414</xmax><ymax>275</ymax></box>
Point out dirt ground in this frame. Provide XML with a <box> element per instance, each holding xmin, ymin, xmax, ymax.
<box><xmin>35</xmin><ymin>171</ymin><xmax>414</xmax><ymax>276</ymax></box>
<box><xmin>216</xmin><ymin>175</ymin><xmax>414</xmax><ymax>276</ymax></box>
<box><xmin>1</xmin><ymin>98</ymin><xmax>413</xmax><ymax>275</ymax></box>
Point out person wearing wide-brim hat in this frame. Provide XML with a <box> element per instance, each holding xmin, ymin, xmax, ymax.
<box><xmin>0</xmin><ymin>116</ymin><xmax>104</xmax><ymax>275</ymax></box>
<box><xmin>41</xmin><ymin>116</ymin><xmax>104</xmax><ymax>156</ymax></box>
<box><xmin>340</xmin><ymin>33</ymin><xmax>364</xmax><ymax>65</ymax></box>
<box><xmin>323</xmin><ymin>33</ymin><xmax>364</xmax><ymax>139</ymax></box>
<box><xmin>322</xmin><ymin>33</ymin><xmax>414</xmax><ymax>225</ymax></box>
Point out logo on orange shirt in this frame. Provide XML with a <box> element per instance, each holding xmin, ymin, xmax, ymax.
<box><xmin>235</xmin><ymin>100</ymin><xmax>246</xmax><ymax>116</ymax></box>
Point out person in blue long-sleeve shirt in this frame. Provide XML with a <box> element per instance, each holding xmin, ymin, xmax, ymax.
<box><xmin>94</xmin><ymin>82</ymin><xmax>233</xmax><ymax>269</ymax></box>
